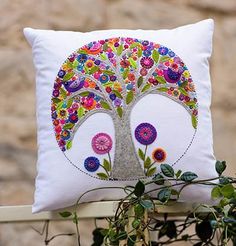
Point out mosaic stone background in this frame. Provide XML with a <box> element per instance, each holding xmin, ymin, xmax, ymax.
<box><xmin>0</xmin><ymin>0</ymin><xmax>235</xmax><ymax>245</ymax></box>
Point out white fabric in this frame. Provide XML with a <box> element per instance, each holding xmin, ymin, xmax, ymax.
<box><xmin>24</xmin><ymin>19</ymin><xmax>216</xmax><ymax>213</ymax></box>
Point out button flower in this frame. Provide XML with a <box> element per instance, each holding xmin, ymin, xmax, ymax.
<box><xmin>135</xmin><ymin>123</ymin><xmax>157</xmax><ymax>145</ymax></box>
<box><xmin>92</xmin><ymin>133</ymin><xmax>113</xmax><ymax>154</ymax></box>
<box><xmin>84</xmin><ymin>156</ymin><xmax>100</xmax><ymax>172</ymax></box>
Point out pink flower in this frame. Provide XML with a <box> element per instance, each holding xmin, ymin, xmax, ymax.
<box><xmin>92</xmin><ymin>133</ymin><xmax>113</xmax><ymax>154</ymax></box>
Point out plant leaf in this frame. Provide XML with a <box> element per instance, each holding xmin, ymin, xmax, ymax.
<box><xmin>97</xmin><ymin>172</ymin><xmax>109</xmax><ymax>179</ymax></box>
<box><xmin>102</xmin><ymin>70</ymin><xmax>115</xmax><ymax>75</ymax></box>
<box><xmin>126</xmin><ymin>90</ymin><xmax>134</xmax><ymax>105</ymax></box>
<box><xmin>138</xmin><ymin>148</ymin><xmax>145</xmax><ymax>161</ymax></box>
<box><xmin>152</xmin><ymin>49</ymin><xmax>159</xmax><ymax>63</ymax></box>
<box><xmin>79</xmin><ymin>91</ymin><xmax>90</xmax><ymax>97</ymax></box>
<box><xmin>160</xmin><ymin>164</ymin><xmax>174</xmax><ymax>177</ymax></box>
<box><xmin>59</xmin><ymin>88</ymin><xmax>67</xmax><ymax>98</ymax></box>
<box><xmin>144</xmin><ymin>157</ymin><xmax>152</xmax><ymax>169</ymax></box>
<box><xmin>63</xmin><ymin>72</ymin><xmax>74</xmax><ymax>82</ymax></box>
<box><xmin>134</xmin><ymin>204</ymin><xmax>145</xmax><ymax>217</ymax></box>
<box><xmin>89</xmin><ymin>66</ymin><xmax>99</xmax><ymax>74</ymax></box>
<box><xmin>52</xmin><ymin>98</ymin><xmax>61</xmax><ymax>104</ymax></box>
<box><xmin>128</xmin><ymin>58</ymin><xmax>137</xmax><ymax>69</ymax></box>
<box><xmin>137</xmin><ymin>47</ymin><xmax>142</xmax><ymax>57</ymax></box>
<box><xmin>191</xmin><ymin>115</ymin><xmax>197</xmax><ymax>129</ymax></box>
<box><xmin>63</xmin><ymin>123</ymin><xmax>74</xmax><ymax>129</ymax></box>
<box><xmin>157</xmin><ymin>87</ymin><xmax>168</xmax><ymax>92</ymax></box>
<box><xmin>67</xmin><ymin>98</ymin><xmax>73</xmax><ymax>108</ymax></box>
<box><xmin>137</xmin><ymin>76</ymin><xmax>143</xmax><ymax>88</ymax></box>
<box><xmin>116</xmin><ymin>45</ymin><xmax>123</xmax><ymax>56</ymax></box>
<box><xmin>153</xmin><ymin>173</ymin><xmax>165</xmax><ymax>185</ymax></box>
<box><xmin>175</xmin><ymin>169</ymin><xmax>182</xmax><ymax>178</ymax></box>
<box><xmin>141</xmin><ymin>84</ymin><xmax>151</xmax><ymax>93</ymax></box>
<box><xmin>130</xmin><ymin>42</ymin><xmax>139</xmax><ymax>49</ymax></box>
<box><xmin>113</xmin><ymin>90</ymin><xmax>123</xmax><ymax>99</ymax></box>
<box><xmin>146</xmin><ymin>167</ymin><xmax>156</xmax><ymax>177</ymax></box>
<box><xmin>196</xmin><ymin>220</ymin><xmax>213</xmax><ymax>242</ymax></box>
<box><xmin>123</xmin><ymin>68</ymin><xmax>129</xmax><ymax>79</ymax></box>
<box><xmin>103</xmin><ymin>159</ymin><xmax>111</xmax><ymax>172</ymax></box>
<box><xmin>160</xmin><ymin>56</ymin><xmax>170</xmax><ymax>63</ymax></box>
<box><xmin>157</xmin><ymin>188</ymin><xmax>171</xmax><ymax>203</ymax></box>
<box><xmin>215</xmin><ymin>160</ymin><xmax>226</xmax><ymax>176</ymax></box>
<box><xmin>211</xmin><ymin>186</ymin><xmax>221</xmax><ymax>199</ymax></box>
<box><xmin>59</xmin><ymin>211</ymin><xmax>72</xmax><ymax>218</ymax></box>
<box><xmin>180</xmin><ymin>171</ymin><xmax>198</xmax><ymax>182</ymax></box>
<box><xmin>100</xmin><ymin>53</ymin><xmax>107</xmax><ymax>60</ymax></box>
<box><xmin>117</xmin><ymin>106</ymin><xmax>123</xmax><ymax>118</ymax></box>
<box><xmin>156</xmin><ymin>76</ymin><xmax>166</xmax><ymax>84</ymax></box>
<box><xmin>100</xmin><ymin>101</ymin><xmax>111</xmax><ymax>110</ymax></box>
<box><xmin>66</xmin><ymin>140</ymin><xmax>72</xmax><ymax>150</ymax></box>
<box><xmin>221</xmin><ymin>184</ymin><xmax>234</xmax><ymax>198</ymax></box>
<box><xmin>179</xmin><ymin>87</ymin><xmax>188</xmax><ymax>96</ymax></box>
<box><xmin>134</xmin><ymin>180</ymin><xmax>145</xmax><ymax>197</ymax></box>
<box><xmin>140</xmin><ymin>200</ymin><xmax>153</xmax><ymax>209</ymax></box>
<box><xmin>77</xmin><ymin>107</ymin><xmax>84</xmax><ymax>118</ymax></box>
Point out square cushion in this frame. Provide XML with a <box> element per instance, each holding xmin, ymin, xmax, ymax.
<box><xmin>24</xmin><ymin>19</ymin><xmax>216</xmax><ymax>213</ymax></box>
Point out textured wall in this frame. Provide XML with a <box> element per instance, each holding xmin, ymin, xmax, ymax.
<box><xmin>0</xmin><ymin>0</ymin><xmax>236</xmax><ymax>245</ymax></box>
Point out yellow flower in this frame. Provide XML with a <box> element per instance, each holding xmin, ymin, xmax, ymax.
<box><xmin>183</xmin><ymin>70</ymin><xmax>190</xmax><ymax>78</ymax></box>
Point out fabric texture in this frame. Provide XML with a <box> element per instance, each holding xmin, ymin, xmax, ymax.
<box><xmin>24</xmin><ymin>19</ymin><xmax>216</xmax><ymax>213</ymax></box>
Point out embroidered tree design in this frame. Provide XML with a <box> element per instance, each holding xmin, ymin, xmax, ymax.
<box><xmin>51</xmin><ymin>37</ymin><xmax>198</xmax><ymax>180</ymax></box>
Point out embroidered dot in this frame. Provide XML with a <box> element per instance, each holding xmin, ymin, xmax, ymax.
<box><xmin>84</xmin><ymin>156</ymin><xmax>100</xmax><ymax>172</ymax></box>
<box><xmin>135</xmin><ymin>123</ymin><xmax>157</xmax><ymax>145</ymax></box>
<box><xmin>140</xmin><ymin>57</ymin><xmax>154</xmax><ymax>69</ymax></box>
<box><xmin>152</xmin><ymin>148</ymin><xmax>166</xmax><ymax>162</ymax></box>
<box><xmin>92</xmin><ymin>133</ymin><xmax>113</xmax><ymax>154</ymax></box>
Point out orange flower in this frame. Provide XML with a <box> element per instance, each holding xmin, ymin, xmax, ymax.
<box><xmin>152</xmin><ymin>148</ymin><xmax>167</xmax><ymax>163</ymax></box>
<box><xmin>128</xmin><ymin>73</ymin><xmax>135</xmax><ymax>81</ymax></box>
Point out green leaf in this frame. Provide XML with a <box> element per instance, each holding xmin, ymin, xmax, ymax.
<box><xmin>137</xmin><ymin>47</ymin><xmax>142</xmax><ymax>57</ymax></box>
<box><xmin>157</xmin><ymin>87</ymin><xmax>168</xmax><ymax>92</ymax></box>
<box><xmin>63</xmin><ymin>72</ymin><xmax>74</xmax><ymax>82</ymax></box>
<box><xmin>153</xmin><ymin>173</ymin><xmax>165</xmax><ymax>185</ymax></box>
<box><xmin>63</xmin><ymin>123</ymin><xmax>74</xmax><ymax>129</ymax></box>
<box><xmin>160</xmin><ymin>164</ymin><xmax>174</xmax><ymax>177</ymax></box>
<box><xmin>152</xmin><ymin>49</ymin><xmax>159</xmax><ymax>63</ymax></box>
<box><xmin>126</xmin><ymin>90</ymin><xmax>134</xmax><ymax>105</ymax></box>
<box><xmin>215</xmin><ymin>160</ymin><xmax>226</xmax><ymax>176</ymax></box>
<box><xmin>137</xmin><ymin>76</ymin><xmax>143</xmax><ymax>88</ymax></box>
<box><xmin>100</xmin><ymin>101</ymin><xmax>111</xmax><ymax>110</ymax></box>
<box><xmin>128</xmin><ymin>58</ymin><xmax>137</xmax><ymax>69</ymax></box>
<box><xmin>72</xmin><ymin>60</ymin><xmax>79</xmax><ymax>68</ymax></box>
<box><xmin>221</xmin><ymin>184</ymin><xmax>234</xmax><ymax>198</ymax></box>
<box><xmin>179</xmin><ymin>87</ymin><xmax>188</xmax><ymax>96</ymax></box>
<box><xmin>103</xmin><ymin>43</ymin><xmax>108</xmax><ymax>51</ymax></box>
<box><xmin>79</xmin><ymin>91</ymin><xmax>90</xmax><ymax>97</ymax></box>
<box><xmin>160</xmin><ymin>56</ymin><xmax>170</xmax><ymax>63</ymax></box>
<box><xmin>140</xmin><ymin>200</ymin><xmax>153</xmax><ymax>209</ymax></box>
<box><xmin>103</xmin><ymin>159</ymin><xmax>111</xmax><ymax>172</ymax></box>
<box><xmin>103</xmin><ymin>70</ymin><xmax>115</xmax><ymax>75</ymax></box>
<box><xmin>134</xmin><ymin>180</ymin><xmax>145</xmax><ymax>197</ymax></box>
<box><xmin>56</xmin><ymin>101</ymin><xmax>64</xmax><ymax>110</ymax></box>
<box><xmin>141</xmin><ymin>84</ymin><xmax>151</xmax><ymax>93</ymax></box>
<box><xmin>67</xmin><ymin>98</ymin><xmax>73</xmax><ymax>108</ymax></box>
<box><xmin>97</xmin><ymin>172</ymin><xmax>109</xmax><ymax>179</ymax></box>
<box><xmin>84</xmin><ymin>66</ymin><xmax>89</xmax><ymax>74</ymax></box>
<box><xmin>144</xmin><ymin>157</ymin><xmax>152</xmax><ymax>169</ymax></box>
<box><xmin>79</xmin><ymin>49</ymin><xmax>87</xmax><ymax>54</ymax></box>
<box><xmin>66</xmin><ymin>140</ymin><xmax>72</xmax><ymax>150</ymax></box>
<box><xmin>171</xmin><ymin>189</ymin><xmax>179</xmax><ymax>196</ymax></box>
<box><xmin>117</xmin><ymin>106</ymin><xmax>123</xmax><ymax>118</ymax></box>
<box><xmin>175</xmin><ymin>169</ymin><xmax>182</xmax><ymax>178</ymax></box>
<box><xmin>134</xmin><ymin>204</ymin><xmax>144</xmax><ymax>217</ymax></box>
<box><xmin>113</xmin><ymin>90</ymin><xmax>123</xmax><ymax>99</ymax></box>
<box><xmin>211</xmin><ymin>186</ymin><xmax>221</xmax><ymax>199</ymax></box>
<box><xmin>146</xmin><ymin>167</ymin><xmax>156</xmax><ymax>177</ymax></box>
<box><xmin>156</xmin><ymin>76</ymin><xmax>166</xmax><ymax>84</ymax></box>
<box><xmin>185</xmin><ymin>101</ymin><xmax>196</xmax><ymax>107</ymax></box>
<box><xmin>89</xmin><ymin>66</ymin><xmax>99</xmax><ymax>74</ymax></box>
<box><xmin>132</xmin><ymin>219</ymin><xmax>141</xmax><ymax>229</ymax></box>
<box><xmin>130</xmin><ymin>42</ymin><xmax>139</xmax><ymax>49</ymax></box>
<box><xmin>127</xmin><ymin>235</ymin><xmax>136</xmax><ymax>246</ymax></box>
<box><xmin>157</xmin><ymin>188</ymin><xmax>171</xmax><ymax>203</ymax></box>
<box><xmin>191</xmin><ymin>115</ymin><xmax>197</xmax><ymax>129</ymax></box>
<box><xmin>116</xmin><ymin>45</ymin><xmax>123</xmax><ymax>56</ymax></box>
<box><xmin>59</xmin><ymin>88</ymin><xmax>67</xmax><ymax>98</ymax></box>
<box><xmin>59</xmin><ymin>211</ymin><xmax>72</xmax><ymax>218</ymax></box>
<box><xmin>138</xmin><ymin>148</ymin><xmax>145</xmax><ymax>161</ymax></box>
<box><xmin>100</xmin><ymin>53</ymin><xmax>107</xmax><ymax>60</ymax></box>
<box><xmin>122</xmin><ymin>68</ymin><xmax>129</xmax><ymax>79</ymax></box>
<box><xmin>77</xmin><ymin>107</ymin><xmax>84</xmax><ymax>118</ymax></box>
<box><xmin>52</xmin><ymin>98</ymin><xmax>61</xmax><ymax>104</ymax></box>
<box><xmin>196</xmin><ymin>220</ymin><xmax>213</xmax><ymax>242</ymax></box>
<box><xmin>116</xmin><ymin>231</ymin><xmax>127</xmax><ymax>241</ymax></box>
<box><xmin>180</xmin><ymin>171</ymin><xmax>198</xmax><ymax>182</ymax></box>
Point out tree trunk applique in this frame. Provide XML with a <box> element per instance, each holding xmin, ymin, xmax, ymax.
<box><xmin>51</xmin><ymin>37</ymin><xmax>198</xmax><ymax>180</ymax></box>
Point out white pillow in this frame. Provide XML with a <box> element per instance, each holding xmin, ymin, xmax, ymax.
<box><xmin>24</xmin><ymin>19</ymin><xmax>216</xmax><ymax>213</ymax></box>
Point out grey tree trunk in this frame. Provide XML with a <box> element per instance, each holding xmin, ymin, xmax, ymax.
<box><xmin>111</xmin><ymin>112</ymin><xmax>145</xmax><ymax>180</ymax></box>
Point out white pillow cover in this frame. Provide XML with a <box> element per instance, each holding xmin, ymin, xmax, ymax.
<box><xmin>24</xmin><ymin>19</ymin><xmax>216</xmax><ymax>213</ymax></box>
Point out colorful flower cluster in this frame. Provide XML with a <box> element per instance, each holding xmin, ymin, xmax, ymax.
<box><xmin>51</xmin><ymin>37</ymin><xmax>197</xmax><ymax>158</ymax></box>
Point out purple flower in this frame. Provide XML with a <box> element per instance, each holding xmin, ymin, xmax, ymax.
<box><xmin>69</xmin><ymin>113</ymin><xmax>78</xmax><ymax>123</ymax></box>
<box><xmin>114</xmin><ymin>98</ymin><xmax>122</xmax><ymax>107</ymax></box>
<box><xmin>84</xmin><ymin>156</ymin><xmax>100</xmax><ymax>172</ymax></box>
<box><xmin>135</xmin><ymin>123</ymin><xmax>157</xmax><ymax>145</ymax></box>
<box><xmin>58</xmin><ymin>70</ymin><xmax>66</xmax><ymax>78</ymax></box>
<box><xmin>158</xmin><ymin>47</ymin><xmax>169</xmax><ymax>55</ymax></box>
<box><xmin>64</xmin><ymin>79</ymin><xmax>84</xmax><ymax>93</ymax></box>
<box><xmin>140</xmin><ymin>57</ymin><xmax>154</xmax><ymax>69</ymax></box>
<box><xmin>163</xmin><ymin>68</ymin><xmax>181</xmax><ymax>84</ymax></box>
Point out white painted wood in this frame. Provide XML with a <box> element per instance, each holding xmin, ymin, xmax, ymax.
<box><xmin>0</xmin><ymin>201</ymin><xmax>208</xmax><ymax>223</ymax></box>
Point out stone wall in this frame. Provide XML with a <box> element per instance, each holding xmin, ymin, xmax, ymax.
<box><xmin>0</xmin><ymin>0</ymin><xmax>235</xmax><ymax>245</ymax></box>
